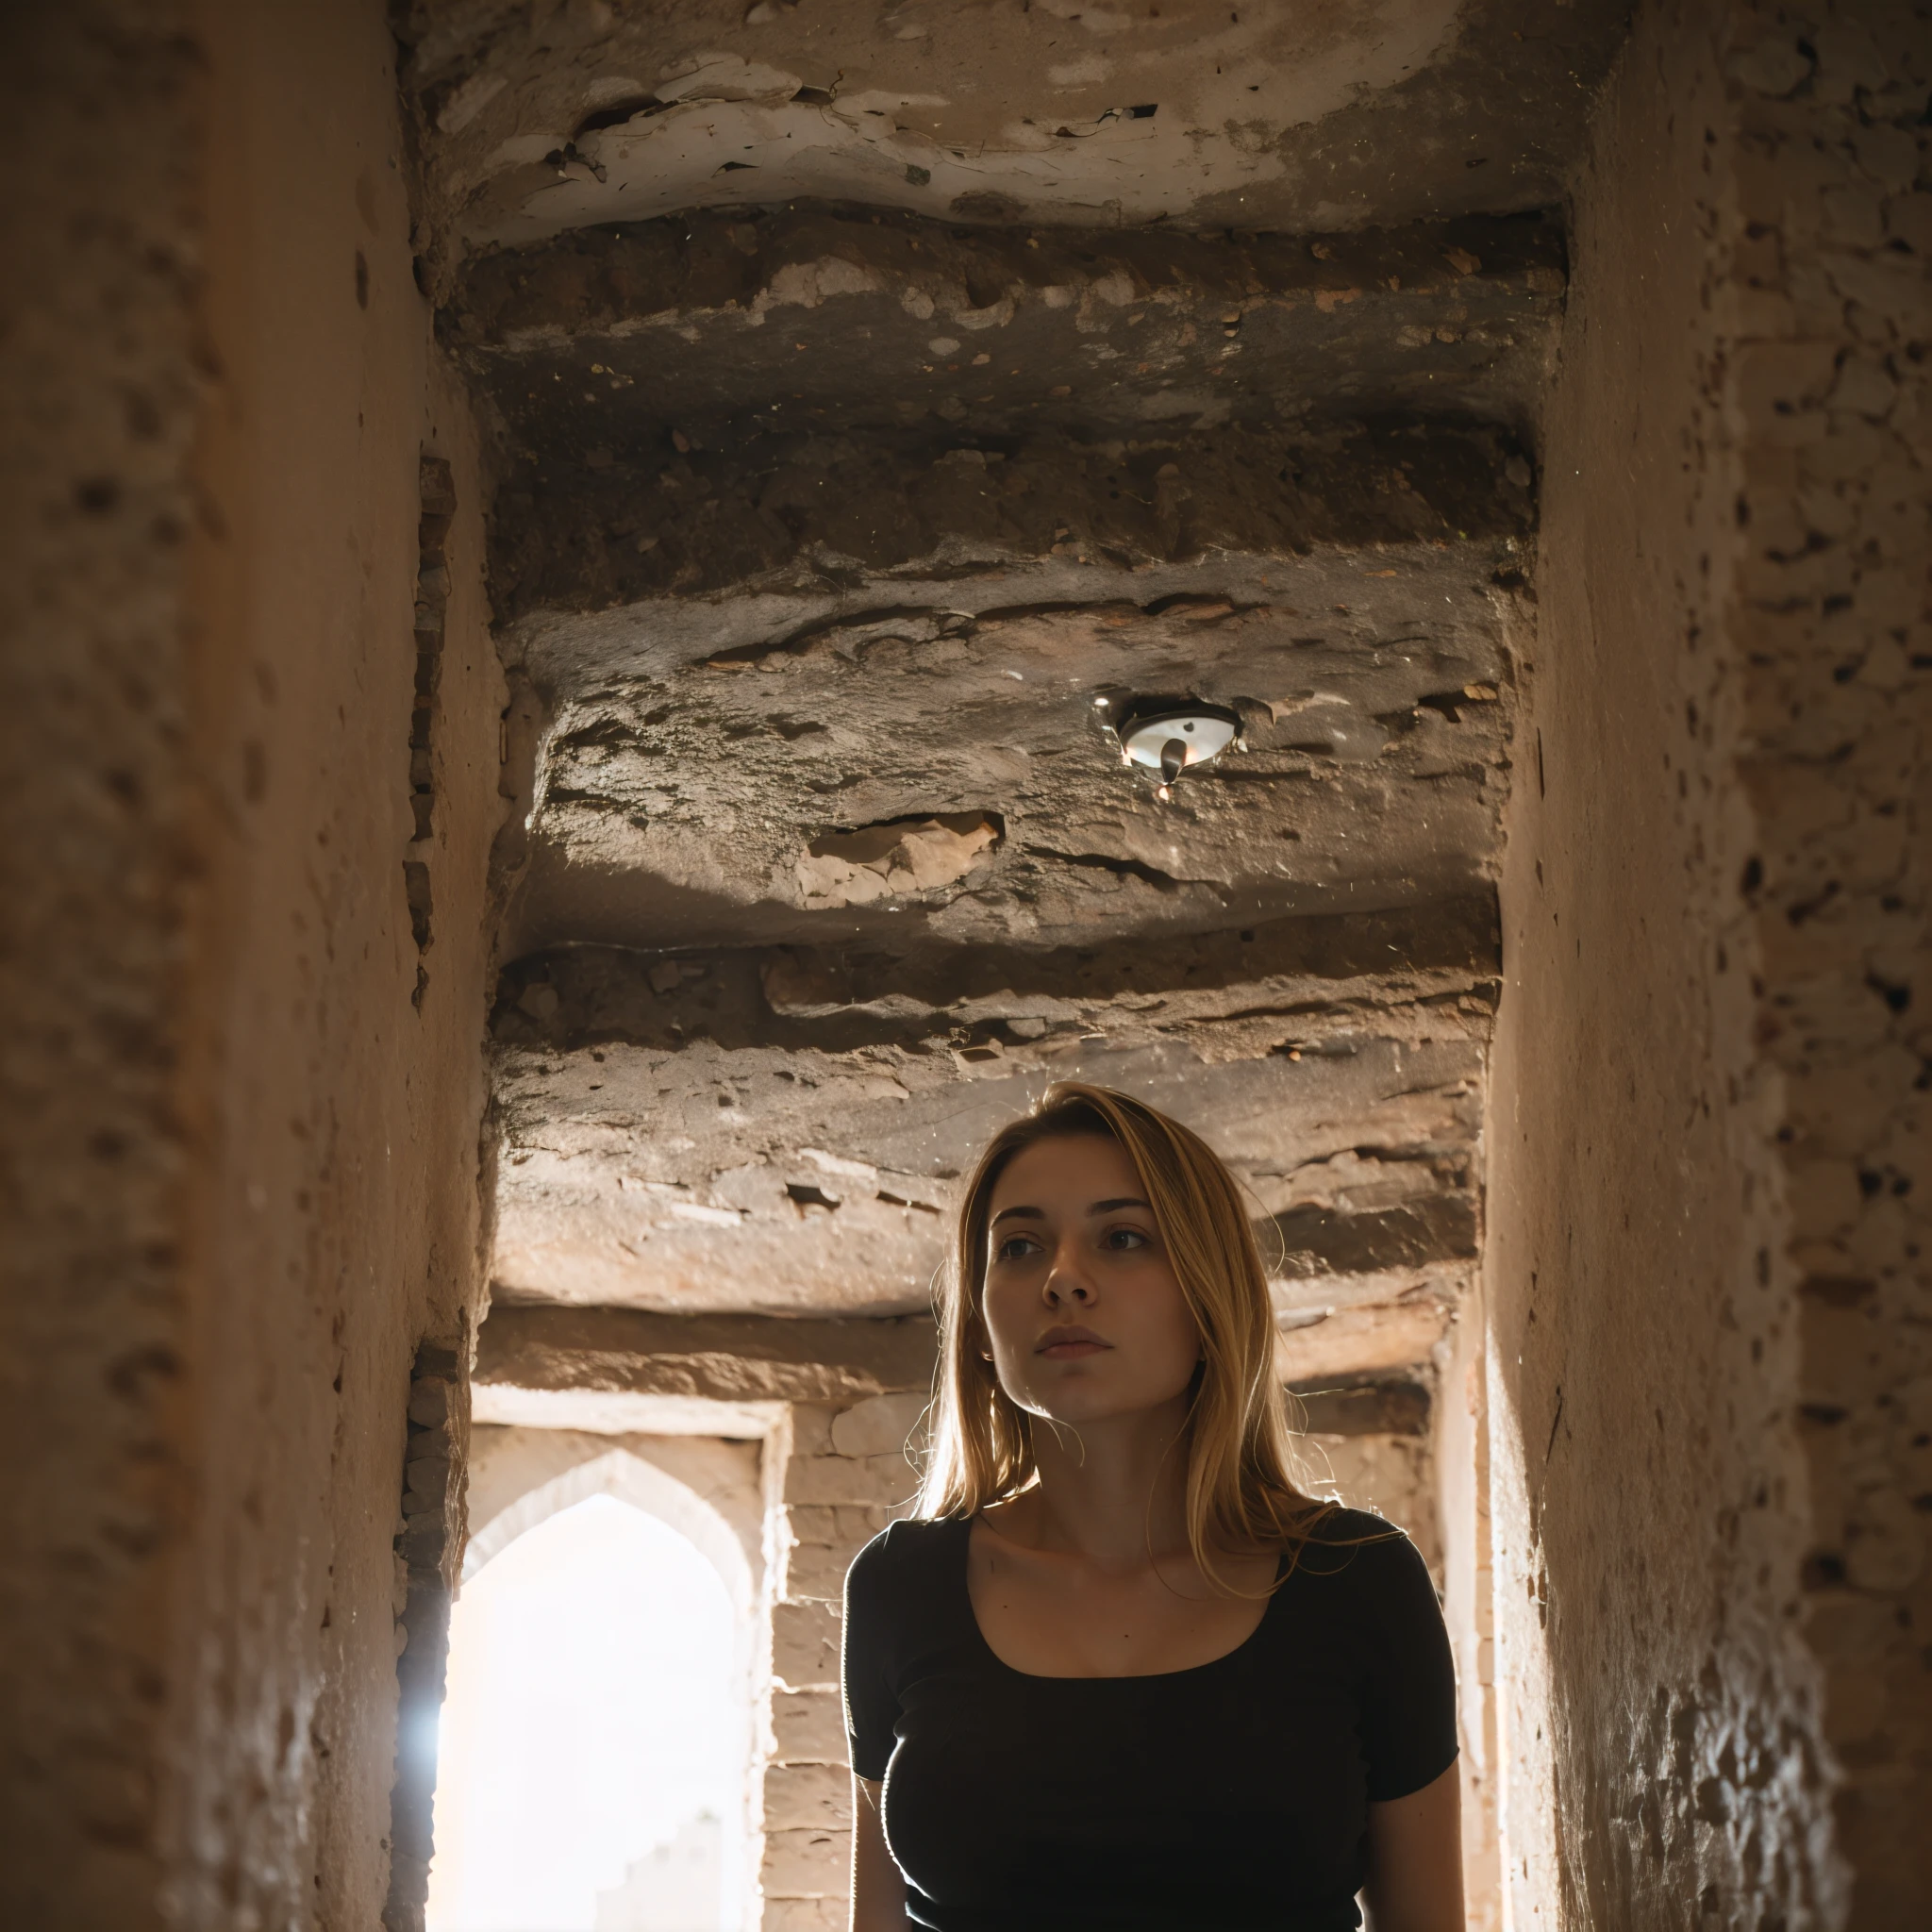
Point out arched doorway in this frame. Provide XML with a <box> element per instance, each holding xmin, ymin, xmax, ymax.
<box><xmin>427</xmin><ymin>1436</ymin><xmax>760</xmax><ymax>1932</ymax></box>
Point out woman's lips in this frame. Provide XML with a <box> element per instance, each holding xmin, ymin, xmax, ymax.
<box><xmin>1037</xmin><ymin>1338</ymin><xmax>1109</xmax><ymax>1359</ymax></box>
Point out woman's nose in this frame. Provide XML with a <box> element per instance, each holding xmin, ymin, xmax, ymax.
<box><xmin>1042</xmin><ymin>1254</ymin><xmax>1094</xmax><ymax>1304</ymax></box>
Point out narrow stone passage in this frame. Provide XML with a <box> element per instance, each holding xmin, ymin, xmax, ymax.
<box><xmin>430</xmin><ymin>24</ymin><xmax>1558</xmax><ymax>1918</ymax></box>
<box><xmin>2</xmin><ymin>4</ymin><xmax>1924</xmax><ymax>1930</ymax></box>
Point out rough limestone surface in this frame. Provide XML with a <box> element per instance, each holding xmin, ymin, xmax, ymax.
<box><xmin>1721</xmin><ymin>8</ymin><xmax>1931</xmax><ymax>1914</ymax></box>
<box><xmin>498</xmin><ymin>558</ymin><xmax>1524</xmax><ymax>957</ymax></box>
<box><xmin>1488</xmin><ymin>2</ymin><xmax>1929</xmax><ymax>1925</ymax></box>
<box><xmin>491</xmin><ymin>423</ymin><xmax>1535</xmax><ymax>628</ymax></box>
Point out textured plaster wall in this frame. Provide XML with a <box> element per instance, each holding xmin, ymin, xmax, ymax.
<box><xmin>0</xmin><ymin>10</ymin><xmax>208</xmax><ymax>1923</ymax></box>
<box><xmin>1488</xmin><ymin>1</ymin><xmax>1926</xmax><ymax>1924</ymax></box>
<box><xmin>0</xmin><ymin>3</ymin><xmax>504</xmax><ymax>1927</ymax></box>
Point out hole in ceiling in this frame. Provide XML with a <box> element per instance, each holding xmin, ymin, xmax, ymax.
<box><xmin>571</xmin><ymin>95</ymin><xmax>666</xmax><ymax>138</ymax></box>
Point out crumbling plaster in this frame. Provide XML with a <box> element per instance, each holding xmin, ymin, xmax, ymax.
<box><xmin>1488</xmin><ymin>0</ymin><xmax>1927</xmax><ymax>1924</ymax></box>
<box><xmin>1</xmin><ymin>3</ymin><xmax>507</xmax><ymax>1927</ymax></box>
<box><xmin>501</xmin><ymin>574</ymin><xmax>1520</xmax><ymax>956</ymax></box>
<box><xmin>391</xmin><ymin>0</ymin><xmax>1634</xmax><ymax>261</ymax></box>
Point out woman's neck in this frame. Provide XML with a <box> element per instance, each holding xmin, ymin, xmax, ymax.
<box><xmin>1012</xmin><ymin>1395</ymin><xmax>1194</xmax><ymax>1571</ymax></box>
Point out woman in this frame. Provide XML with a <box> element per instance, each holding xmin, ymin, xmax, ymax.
<box><xmin>841</xmin><ymin>1082</ymin><xmax>1463</xmax><ymax>1931</ymax></box>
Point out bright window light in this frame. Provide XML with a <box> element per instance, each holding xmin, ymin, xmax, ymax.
<box><xmin>427</xmin><ymin>1493</ymin><xmax>741</xmax><ymax>1932</ymax></box>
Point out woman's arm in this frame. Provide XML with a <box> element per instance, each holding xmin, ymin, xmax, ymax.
<box><xmin>1360</xmin><ymin>1759</ymin><xmax>1463</xmax><ymax>1932</ymax></box>
<box><xmin>850</xmin><ymin>1775</ymin><xmax>908</xmax><ymax>1932</ymax></box>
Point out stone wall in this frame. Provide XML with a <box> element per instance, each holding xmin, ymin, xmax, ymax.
<box><xmin>1489</xmin><ymin>0</ymin><xmax>1926</xmax><ymax>1924</ymax></box>
<box><xmin>1719</xmin><ymin>12</ymin><xmax>1929</xmax><ymax>1910</ymax></box>
<box><xmin>759</xmin><ymin>1392</ymin><xmax>928</xmax><ymax>1931</ymax></box>
<box><xmin>0</xmin><ymin>3</ymin><xmax>504</xmax><ymax>1926</ymax></box>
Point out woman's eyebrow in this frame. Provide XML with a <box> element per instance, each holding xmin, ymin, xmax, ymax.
<box><xmin>990</xmin><ymin>1195</ymin><xmax>1151</xmax><ymax>1226</ymax></box>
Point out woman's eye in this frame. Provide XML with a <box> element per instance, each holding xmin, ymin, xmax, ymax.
<box><xmin>1103</xmin><ymin>1225</ymin><xmax>1150</xmax><ymax>1250</ymax></box>
<box><xmin>995</xmin><ymin>1234</ymin><xmax>1041</xmax><ymax>1262</ymax></box>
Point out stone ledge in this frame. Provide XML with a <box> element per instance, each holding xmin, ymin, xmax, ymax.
<box><xmin>1288</xmin><ymin>1374</ymin><xmax>1434</xmax><ymax>1439</ymax></box>
<box><xmin>493</xmin><ymin>897</ymin><xmax>1504</xmax><ymax>1058</ymax></box>
<box><xmin>489</xmin><ymin>417</ymin><xmax>1535</xmax><ymax>618</ymax></box>
<box><xmin>1277</xmin><ymin>1299</ymin><xmax>1456</xmax><ymax>1382</ymax></box>
<box><xmin>452</xmin><ymin>203</ymin><xmax>1564</xmax><ymax>458</ymax></box>
<box><xmin>474</xmin><ymin>1305</ymin><xmax>937</xmax><ymax>1402</ymax></box>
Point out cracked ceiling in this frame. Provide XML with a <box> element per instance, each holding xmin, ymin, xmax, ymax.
<box><xmin>400</xmin><ymin>0</ymin><xmax>1615</xmax><ymax>1387</ymax></box>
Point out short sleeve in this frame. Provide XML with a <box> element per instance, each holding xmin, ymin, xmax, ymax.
<box><xmin>1354</xmin><ymin>1528</ymin><xmax>1459</xmax><ymax>1803</ymax></box>
<box><xmin>841</xmin><ymin>1527</ymin><xmax>902</xmax><ymax>1781</ymax></box>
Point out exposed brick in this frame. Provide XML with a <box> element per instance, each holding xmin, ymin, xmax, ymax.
<box><xmin>761</xmin><ymin>1895</ymin><xmax>846</xmax><ymax>1932</ymax></box>
<box><xmin>829</xmin><ymin>1391</ymin><xmax>930</xmax><ymax>1459</ymax></box>
<box><xmin>761</xmin><ymin>1826</ymin><xmax>851</xmax><ymax>1898</ymax></box>
<box><xmin>788</xmin><ymin>1402</ymin><xmax>840</xmax><ymax>1458</ymax></box>
<box><xmin>772</xmin><ymin>1598</ymin><xmax>842</xmax><ymax>1690</ymax></box>
<box><xmin>770</xmin><ymin>1687</ymin><xmax>849</xmax><ymax>1765</ymax></box>
<box><xmin>764</xmin><ymin>1760</ymin><xmax>853</xmax><ymax>1832</ymax></box>
<box><xmin>783</xmin><ymin>1539</ymin><xmax>859</xmax><ymax>1603</ymax></box>
<box><xmin>784</xmin><ymin>1449</ymin><xmax>921</xmax><ymax>1508</ymax></box>
<box><xmin>785</xmin><ymin>1502</ymin><xmax>898</xmax><ymax>1548</ymax></box>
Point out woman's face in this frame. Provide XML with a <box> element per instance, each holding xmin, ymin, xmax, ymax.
<box><xmin>978</xmin><ymin>1133</ymin><xmax>1202</xmax><ymax>1426</ymax></box>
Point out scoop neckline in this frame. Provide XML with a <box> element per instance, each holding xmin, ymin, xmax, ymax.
<box><xmin>957</xmin><ymin>1512</ymin><xmax>1284</xmax><ymax>1684</ymax></box>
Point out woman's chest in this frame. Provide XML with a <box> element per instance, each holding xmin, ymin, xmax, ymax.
<box><xmin>967</xmin><ymin>1548</ymin><xmax>1278</xmax><ymax>1679</ymax></box>
<box><xmin>881</xmin><ymin>1644</ymin><xmax>1372</xmax><ymax>1906</ymax></box>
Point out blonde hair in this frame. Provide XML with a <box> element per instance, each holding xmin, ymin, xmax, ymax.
<box><xmin>918</xmin><ymin>1081</ymin><xmax>1341</xmax><ymax>1585</ymax></box>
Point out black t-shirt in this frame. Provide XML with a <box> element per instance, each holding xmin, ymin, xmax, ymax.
<box><xmin>841</xmin><ymin>1510</ymin><xmax>1457</xmax><ymax>1932</ymax></box>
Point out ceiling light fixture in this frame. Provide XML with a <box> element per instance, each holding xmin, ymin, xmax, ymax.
<box><xmin>1109</xmin><ymin>697</ymin><xmax>1244</xmax><ymax>795</ymax></box>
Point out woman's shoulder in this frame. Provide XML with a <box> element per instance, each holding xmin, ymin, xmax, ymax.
<box><xmin>1300</xmin><ymin>1502</ymin><xmax>1408</xmax><ymax>1544</ymax></box>
<box><xmin>844</xmin><ymin>1512</ymin><xmax>969</xmax><ymax>1604</ymax></box>
<box><xmin>1274</xmin><ymin>1509</ymin><xmax>1447</xmax><ymax>1670</ymax></box>
<box><xmin>1290</xmin><ymin>1507</ymin><xmax>1437</xmax><ymax>1595</ymax></box>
